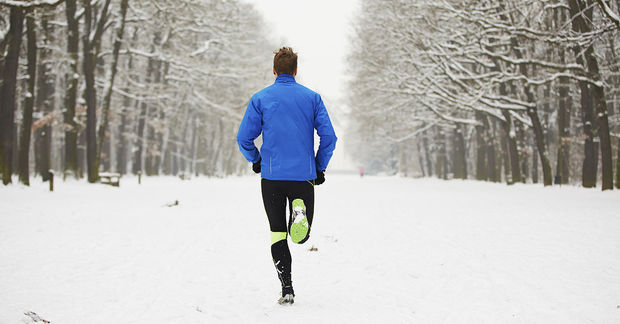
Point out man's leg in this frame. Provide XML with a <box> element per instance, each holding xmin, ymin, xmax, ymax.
<box><xmin>261</xmin><ymin>179</ymin><xmax>294</xmax><ymax>296</ymax></box>
<box><xmin>287</xmin><ymin>180</ymin><xmax>315</xmax><ymax>244</ymax></box>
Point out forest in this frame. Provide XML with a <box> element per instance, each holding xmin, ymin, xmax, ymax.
<box><xmin>347</xmin><ymin>0</ymin><xmax>620</xmax><ymax>190</ymax></box>
<box><xmin>0</xmin><ymin>0</ymin><xmax>274</xmax><ymax>186</ymax></box>
<box><xmin>3</xmin><ymin>0</ymin><xmax>620</xmax><ymax>191</ymax></box>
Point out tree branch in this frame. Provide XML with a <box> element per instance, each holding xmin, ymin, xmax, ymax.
<box><xmin>0</xmin><ymin>0</ymin><xmax>64</xmax><ymax>8</ymax></box>
<box><xmin>595</xmin><ymin>0</ymin><xmax>620</xmax><ymax>30</ymax></box>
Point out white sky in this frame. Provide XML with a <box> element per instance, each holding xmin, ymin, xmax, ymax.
<box><xmin>245</xmin><ymin>0</ymin><xmax>360</xmax><ymax>169</ymax></box>
<box><xmin>245</xmin><ymin>0</ymin><xmax>360</xmax><ymax>105</ymax></box>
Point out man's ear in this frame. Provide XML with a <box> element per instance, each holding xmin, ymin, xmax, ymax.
<box><xmin>273</xmin><ymin>66</ymin><xmax>277</xmax><ymax>76</ymax></box>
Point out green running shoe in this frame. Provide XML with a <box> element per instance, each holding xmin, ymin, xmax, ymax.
<box><xmin>289</xmin><ymin>199</ymin><xmax>309</xmax><ymax>244</ymax></box>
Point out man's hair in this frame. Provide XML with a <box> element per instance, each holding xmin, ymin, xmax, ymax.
<box><xmin>273</xmin><ymin>47</ymin><xmax>298</xmax><ymax>75</ymax></box>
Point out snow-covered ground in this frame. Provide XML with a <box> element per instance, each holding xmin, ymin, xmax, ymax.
<box><xmin>1</xmin><ymin>175</ymin><xmax>619</xmax><ymax>323</ymax></box>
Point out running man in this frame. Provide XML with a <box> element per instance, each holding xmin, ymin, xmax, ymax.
<box><xmin>236</xmin><ymin>47</ymin><xmax>337</xmax><ymax>304</ymax></box>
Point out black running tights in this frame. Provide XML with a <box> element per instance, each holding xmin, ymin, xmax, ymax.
<box><xmin>261</xmin><ymin>179</ymin><xmax>314</xmax><ymax>287</ymax></box>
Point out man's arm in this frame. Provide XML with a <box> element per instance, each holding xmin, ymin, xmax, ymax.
<box><xmin>236</xmin><ymin>96</ymin><xmax>262</xmax><ymax>163</ymax></box>
<box><xmin>314</xmin><ymin>95</ymin><xmax>337</xmax><ymax>171</ymax></box>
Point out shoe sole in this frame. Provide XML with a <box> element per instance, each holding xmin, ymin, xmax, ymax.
<box><xmin>290</xmin><ymin>199</ymin><xmax>309</xmax><ymax>244</ymax></box>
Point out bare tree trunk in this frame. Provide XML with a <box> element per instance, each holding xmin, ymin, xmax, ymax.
<box><xmin>159</xmin><ymin>92</ymin><xmax>176</xmax><ymax>176</ymax></box>
<box><xmin>579</xmin><ymin>80</ymin><xmax>598</xmax><ymax>187</ymax></box>
<box><xmin>500</xmin><ymin>110</ymin><xmax>521</xmax><ymax>184</ymax></box>
<box><xmin>516</xmin><ymin>122</ymin><xmax>528</xmax><ymax>183</ymax></box>
<box><xmin>509</xmin><ymin>37</ymin><xmax>552</xmax><ymax>186</ymax></box>
<box><xmin>224</xmin><ymin>138</ymin><xmax>236</xmax><ymax>176</ymax></box>
<box><xmin>587</xmin><ymin>59</ymin><xmax>614</xmax><ymax>190</ymax></box>
<box><xmin>436</xmin><ymin>128</ymin><xmax>448</xmax><ymax>180</ymax></box>
<box><xmin>164</xmin><ymin>111</ymin><xmax>181</xmax><ymax>176</ymax></box>
<box><xmin>502</xmin><ymin>129</ymin><xmax>511</xmax><ymax>183</ymax></box>
<box><xmin>134</xmin><ymin>34</ymin><xmax>158</xmax><ymax>175</ymax></box>
<box><xmin>172</xmin><ymin>145</ymin><xmax>179</xmax><ymax>175</ymax></box>
<box><xmin>0</xmin><ymin>7</ymin><xmax>25</xmax><ymax>185</ymax></box>
<box><xmin>159</xmin><ymin>126</ymin><xmax>172</xmax><ymax>175</ymax></box>
<box><xmin>18</xmin><ymin>10</ymin><xmax>37</xmax><ymax>186</ymax></box>
<box><xmin>422</xmin><ymin>131</ymin><xmax>432</xmax><ymax>177</ymax></box>
<box><xmin>532</xmin><ymin>140</ymin><xmax>539</xmax><ymax>184</ymax></box>
<box><xmin>145</xmin><ymin>54</ymin><xmax>162</xmax><ymax>176</ymax></box>
<box><xmin>556</xmin><ymin>58</ymin><xmax>571</xmax><ymax>184</ymax></box>
<box><xmin>543</xmin><ymin>85</ymin><xmax>553</xmax><ymax>151</ymax></box>
<box><xmin>82</xmin><ymin>0</ymin><xmax>97</xmax><ymax>182</ymax></box>
<box><xmin>63</xmin><ymin>0</ymin><xmax>80</xmax><ymax>178</ymax></box>
<box><xmin>179</xmin><ymin>110</ymin><xmax>193</xmax><ymax>175</ymax></box>
<box><xmin>475</xmin><ymin>112</ymin><xmax>488</xmax><ymax>181</ymax></box>
<box><xmin>116</xmin><ymin>103</ymin><xmax>128</xmax><ymax>174</ymax></box>
<box><xmin>575</xmin><ymin>1</ymin><xmax>612</xmax><ymax>190</ymax></box>
<box><xmin>493</xmin><ymin>0</ymin><xmax>551</xmax><ymax>185</ymax></box>
<box><xmin>34</xmin><ymin>14</ymin><xmax>54</xmax><ymax>181</ymax></box>
<box><xmin>416</xmin><ymin>140</ymin><xmax>426</xmax><ymax>177</ymax></box>
<box><xmin>209</xmin><ymin>119</ymin><xmax>225</xmax><ymax>175</ymax></box>
<box><xmin>452</xmin><ymin>125</ymin><xmax>467</xmax><ymax>179</ymax></box>
<box><xmin>616</xmin><ymin>139</ymin><xmax>620</xmax><ymax>189</ymax></box>
<box><xmin>149</xmin><ymin>60</ymin><xmax>166</xmax><ymax>175</ymax></box>
<box><xmin>487</xmin><ymin>137</ymin><xmax>498</xmax><ymax>182</ymax></box>
<box><xmin>77</xmin><ymin>121</ymin><xmax>86</xmax><ymax>177</ymax></box>
<box><xmin>82</xmin><ymin>0</ymin><xmax>111</xmax><ymax>183</ymax></box>
<box><xmin>117</xmin><ymin>29</ymin><xmax>137</xmax><ymax>175</ymax></box>
<box><xmin>487</xmin><ymin>120</ymin><xmax>499</xmax><ymax>182</ymax></box>
<box><xmin>189</xmin><ymin>117</ymin><xmax>198</xmax><ymax>174</ymax></box>
<box><xmin>133</xmin><ymin>102</ymin><xmax>146</xmax><ymax>174</ymax></box>
<box><xmin>97</xmin><ymin>0</ymin><xmax>129</xmax><ymax>174</ymax></box>
<box><xmin>568</xmin><ymin>0</ymin><xmax>602</xmax><ymax>188</ymax></box>
<box><xmin>525</xmin><ymin>95</ymin><xmax>553</xmax><ymax>186</ymax></box>
<box><xmin>174</xmin><ymin>108</ymin><xmax>191</xmax><ymax>176</ymax></box>
<box><xmin>12</xmin><ymin>117</ymin><xmax>18</xmax><ymax>175</ymax></box>
<box><xmin>154</xmin><ymin>62</ymin><xmax>169</xmax><ymax>174</ymax></box>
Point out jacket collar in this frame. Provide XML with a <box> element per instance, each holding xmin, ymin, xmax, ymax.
<box><xmin>275</xmin><ymin>74</ymin><xmax>296</xmax><ymax>84</ymax></box>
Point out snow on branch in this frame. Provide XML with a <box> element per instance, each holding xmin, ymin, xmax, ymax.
<box><xmin>478</xmin><ymin>47</ymin><xmax>586</xmax><ymax>73</ymax></box>
<box><xmin>595</xmin><ymin>0</ymin><xmax>620</xmax><ymax>30</ymax></box>
<box><xmin>0</xmin><ymin>0</ymin><xmax>64</xmax><ymax>8</ymax></box>
<box><xmin>189</xmin><ymin>39</ymin><xmax>221</xmax><ymax>57</ymax></box>
<box><xmin>419</xmin><ymin>99</ymin><xmax>481</xmax><ymax>126</ymax></box>
<box><xmin>386</xmin><ymin>121</ymin><xmax>440</xmax><ymax>143</ymax></box>
<box><xmin>192</xmin><ymin>89</ymin><xmax>243</xmax><ymax>120</ymax></box>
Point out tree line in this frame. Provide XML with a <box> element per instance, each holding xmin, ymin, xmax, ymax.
<box><xmin>0</xmin><ymin>0</ymin><xmax>274</xmax><ymax>186</ymax></box>
<box><xmin>347</xmin><ymin>0</ymin><xmax>620</xmax><ymax>190</ymax></box>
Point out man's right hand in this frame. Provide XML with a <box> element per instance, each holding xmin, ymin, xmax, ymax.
<box><xmin>315</xmin><ymin>170</ymin><xmax>325</xmax><ymax>185</ymax></box>
<box><xmin>252</xmin><ymin>158</ymin><xmax>261</xmax><ymax>174</ymax></box>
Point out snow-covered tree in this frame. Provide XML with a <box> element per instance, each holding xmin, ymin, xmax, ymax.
<box><xmin>347</xmin><ymin>0</ymin><xmax>620</xmax><ymax>190</ymax></box>
<box><xmin>1</xmin><ymin>0</ymin><xmax>275</xmax><ymax>185</ymax></box>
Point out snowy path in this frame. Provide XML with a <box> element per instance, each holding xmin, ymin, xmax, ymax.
<box><xmin>1</xmin><ymin>176</ymin><xmax>619</xmax><ymax>323</ymax></box>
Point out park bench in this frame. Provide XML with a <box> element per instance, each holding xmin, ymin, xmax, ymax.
<box><xmin>99</xmin><ymin>172</ymin><xmax>121</xmax><ymax>187</ymax></box>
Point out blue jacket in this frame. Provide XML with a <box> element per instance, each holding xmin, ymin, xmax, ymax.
<box><xmin>237</xmin><ymin>74</ymin><xmax>337</xmax><ymax>181</ymax></box>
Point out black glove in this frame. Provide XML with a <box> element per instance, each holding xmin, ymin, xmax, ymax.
<box><xmin>315</xmin><ymin>170</ymin><xmax>325</xmax><ymax>185</ymax></box>
<box><xmin>252</xmin><ymin>158</ymin><xmax>261</xmax><ymax>174</ymax></box>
